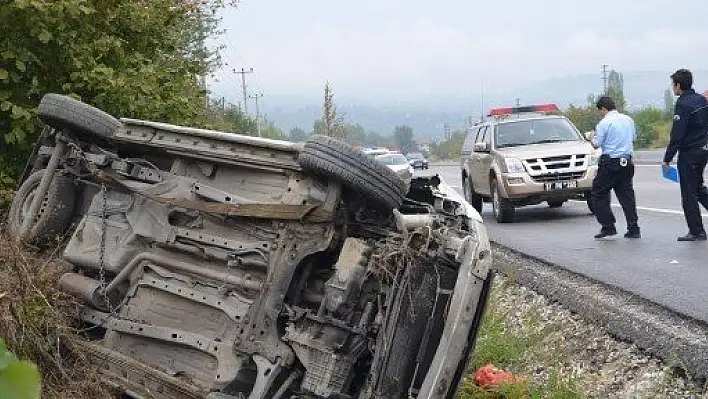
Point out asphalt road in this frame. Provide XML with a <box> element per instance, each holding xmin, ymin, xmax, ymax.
<box><xmin>417</xmin><ymin>162</ymin><xmax>708</xmax><ymax>324</ymax></box>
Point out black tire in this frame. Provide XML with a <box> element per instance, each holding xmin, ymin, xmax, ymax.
<box><xmin>548</xmin><ymin>200</ymin><xmax>565</xmax><ymax>208</ymax></box>
<box><xmin>7</xmin><ymin>169</ymin><xmax>76</xmax><ymax>246</ymax></box>
<box><xmin>37</xmin><ymin>93</ymin><xmax>122</xmax><ymax>138</ymax></box>
<box><xmin>297</xmin><ymin>135</ymin><xmax>406</xmax><ymax>210</ymax></box>
<box><xmin>463</xmin><ymin>176</ymin><xmax>483</xmax><ymax>214</ymax></box>
<box><xmin>491</xmin><ymin>178</ymin><xmax>514</xmax><ymax>223</ymax></box>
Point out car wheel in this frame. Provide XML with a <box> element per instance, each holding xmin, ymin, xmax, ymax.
<box><xmin>548</xmin><ymin>199</ymin><xmax>565</xmax><ymax>208</ymax></box>
<box><xmin>491</xmin><ymin>178</ymin><xmax>514</xmax><ymax>223</ymax></box>
<box><xmin>463</xmin><ymin>177</ymin><xmax>483</xmax><ymax>214</ymax></box>
<box><xmin>297</xmin><ymin>135</ymin><xmax>407</xmax><ymax>211</ymax></box>
<box><xmin>7</xmin><ymin>169</ymin><xmax>76</xmax><ymax>247</ymax></box>
<box><xmin>585</xmin><ymin>190</ymin><xmax>595</xmax><ymax>214</ymax></box>
<box><xmin>37</xmin><ymin>93</ymin><xmax>122</xmax><ymax>138</ymax></box>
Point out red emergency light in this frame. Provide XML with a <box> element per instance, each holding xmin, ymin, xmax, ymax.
<box><xmin>488</xmin><ymin>103</ymin><xmax>559</xmax><ymax>117</ymax></box>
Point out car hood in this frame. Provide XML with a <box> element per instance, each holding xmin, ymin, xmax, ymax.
<box><xmin>494</xmin><ymin>141</ymin><xmax>594</xmax><ymax>159</ymax></box>
<box><xmin>436</xmin><ymin>177</ymin><xmax>483</xmax><ymax>223</ymax></box>
<box><xmin>387</xmin><ymin>164</ymin><xmax>412</xmax><ymax>172</ymax></box>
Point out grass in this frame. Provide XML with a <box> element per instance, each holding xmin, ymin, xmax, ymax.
<box><xmin>456</xmin><ymin>276</ymin><xmax>584</xmax><ymax>399</ymax></box>
<box><xmin>0</xmin><ymin>232</ymin><xmax>114</xmax><ymax>398</ymax></box>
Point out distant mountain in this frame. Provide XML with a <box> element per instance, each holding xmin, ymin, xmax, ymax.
<box><xmin>257</xmin><ymin>69</ymin><xmax>708</xmax><ymax>142</ymax></box>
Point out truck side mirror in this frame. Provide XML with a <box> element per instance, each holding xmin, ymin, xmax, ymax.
<box><xmin>474</xmin><ymin>142</ymin><xmax>489</xmax><ymax>152</ymax></box>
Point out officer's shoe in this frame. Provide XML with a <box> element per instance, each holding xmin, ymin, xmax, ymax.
<box><xmin>624</xmin><ymin>229</ymin><xmax>641</xmax><ymax>239</ymax></box>
<box><xmin>594</xmin><ymin>227</ymin><xmax>617</xmax><ymax>240</ymax></box>
<box><xmin>677</xmin><ymin>232</ymin><xmax>708</xmax><ymax>241</ymax></box>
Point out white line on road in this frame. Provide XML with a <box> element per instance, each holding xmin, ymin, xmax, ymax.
<box><xmin>570</xmin><ymin>200</ymin><xmax>708</xmax><ymax>218</ymax></box>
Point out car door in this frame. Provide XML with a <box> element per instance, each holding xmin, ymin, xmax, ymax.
<box><xmin>477</xmin><ymin>125</ymin><xmax>494</xmax><ymax>196</ymax></box>
<box><xmin>471</xmin><ymin>125</ymin><xmax>491</xmax><ymax>195</ymax></box>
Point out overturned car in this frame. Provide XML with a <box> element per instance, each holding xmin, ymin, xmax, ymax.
<box><xmin>7</xmin><ymin>94</ymin><xmax>494</xmax><ymax>399</ymax></box>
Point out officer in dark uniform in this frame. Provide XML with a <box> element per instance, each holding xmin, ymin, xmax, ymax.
<box><xmin>662</xmin><ymin>68</ymin><xmax>708</xmax><ymax>241</ymax></box>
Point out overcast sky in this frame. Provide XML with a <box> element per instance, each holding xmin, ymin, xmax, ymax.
<box><xmin>208</xmin><ymin>0</ymin><xmax>708</xmax><ymax>106</ymax></box>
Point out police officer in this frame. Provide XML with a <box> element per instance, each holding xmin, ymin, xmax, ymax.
<box><xmin>662</xmin><ymin>68</ymin><xmax>708</xmax><ymax>241</ymax></box>
<box><xmin>588</xmin><ymin>96</ymin><xmax>641</xmax><ymax>239</ymax></box>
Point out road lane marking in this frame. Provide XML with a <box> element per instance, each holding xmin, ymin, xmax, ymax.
<box><xmin>570</xmin><ymin>200</ymin><xmax>708</xmax><ymax>218</ymax></box>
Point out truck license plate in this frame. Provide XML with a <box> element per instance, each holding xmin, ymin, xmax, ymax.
<box><xmin>543</xmin><ymin>180</ymin><xmax>577</xmax><ymax>191</ymax></box>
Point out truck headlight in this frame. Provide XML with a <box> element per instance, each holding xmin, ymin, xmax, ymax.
<box><xmin>504</xmin><ymin>158</ymin><xmax>525</xmax><ymax>173</ymax></box>
<box><xmin>589</xmin><ymin>154</ymin><xmax>600</xmax><ymax>166</ymax></box>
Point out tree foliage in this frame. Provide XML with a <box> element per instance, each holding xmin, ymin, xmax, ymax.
<box><xmin>393</xmin><ymin>125</ymin><xmax>416</xmax><ymax>153</ymax></box>
<box><xmin>288</xmin><ymin>127</ymin><xmax>309</xmax><ymax>142</ymax></box>
<box><xmin>0</xmin><ymin>339</ymin><xmax>41</xmax><ymax>399</ymax></box>
<box><xmin>320</xmin><ymin>81</ymin><xmax>346</xmax><ymax>139</ymax></box>
<box><xmin>0</xmin><ymin>0</ymin><xmax>244</xmax><ymax>181</ymax></box>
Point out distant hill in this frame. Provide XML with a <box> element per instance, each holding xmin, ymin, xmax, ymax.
<box><xmin>258</xmin><ymin>69</ymin><xmax>708</xmax><ymax>142</ymax></box>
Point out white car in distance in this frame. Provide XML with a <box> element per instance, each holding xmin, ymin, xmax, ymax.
<box><xmin>375</xmin><ymin>153</ymin><xmax>414</xmax><ymax>189</ymax></box>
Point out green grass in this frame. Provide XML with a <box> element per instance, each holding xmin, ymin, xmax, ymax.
<box><xmin>456</xmin><ymin>278</ymin><xmax>584</xmax><ymax>399</ymax></box>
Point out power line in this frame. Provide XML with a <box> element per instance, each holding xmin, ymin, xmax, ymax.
<box><xmin>601</xmin><ymin>64</ymin><xmax>609</xmax><ymax>94</ymax></box>
<box><xmin>234</xmin><ymin>67</ymin><xmax>254</xmax><ymax>114</ymax></box>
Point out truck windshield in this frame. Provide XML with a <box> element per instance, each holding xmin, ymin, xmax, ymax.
<box><xmin>494</xmin><ymin>118</ymin><xmax>582</xmax><ymax>149</ymax></box>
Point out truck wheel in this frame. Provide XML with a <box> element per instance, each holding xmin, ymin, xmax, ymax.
<box><xmin>548</xmin><ymin>200</ymin><xmax>565</xmax><ymax>208</ymax></box>
<box><xmin>463</xmin><ymin>176</ymin><xmax>483</xmax><ymax>214</ymax></box>
<box><xmin>491</xmin><ymin>178</ymin><xmax>514</xmax><ymax>223</ymax></box>
<box><xmin>297</xmin><ymin>135</ymin><xmax>407</xmax><ymax>211</ymax></box>
<box><xmin>7</xmin><ymin>169</ymin><xmax>76</xmax><ymax>247</ymax></box>
<box><xmin>37</xmin><ymin>93</ymin><xmax>122</xmax><ymax>138</ymax></box>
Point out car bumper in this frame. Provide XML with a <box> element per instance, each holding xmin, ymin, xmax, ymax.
<box><xmin>500</xmin><ymin>167</ymin><xmax>597</xmax><ymax>199</ymax></box>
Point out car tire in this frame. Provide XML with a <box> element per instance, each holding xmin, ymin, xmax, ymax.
<box><xmin>297</xmin><ymin>135</ymin><xmax>407</xmax><ymax>211</ymax></box>
<box><xmin>37</xmin><ymin>93</ymin><xmax>122</xmax><ymax>138</ymax></box>
<box><xmin>548</xmin><ymin>200</ymin><xmax>565</xmax><ymax>208</ymax></box>
<box><xmin>7</xmin><ymin>169</ymin><xmax>76</xmax><ymax>247</ymax></box>
<box><xmin>585</xmin><ymin>190</ymin><xmax>595</xmax><ymax>214</ymax></box>
<box><xmin>463</xmin><ymin>176</ymin><xmax>483</xmax><ymax>214</ymax></box>
<box><xmin>491</xmin><ymin>178</ymin><xmax>514</xmax><ymax>223</ymax></box>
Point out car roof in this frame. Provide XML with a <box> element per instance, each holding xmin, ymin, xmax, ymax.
<box><xmin>473</xmin><ymin>114</ymin><xmax>566</xmax><ymax>128</ymax></box>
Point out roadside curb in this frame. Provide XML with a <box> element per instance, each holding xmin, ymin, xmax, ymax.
<box><xmin>491</xmin><ymin>242</ymin><xmax>708</xmax><ymax>381</ymax></box>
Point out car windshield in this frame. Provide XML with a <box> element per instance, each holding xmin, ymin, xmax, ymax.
<box><xmin>377</xmin><ymin>154</ymin><xmax>409</xmax><ymax>165</ymax></box>
<box><xmin>407</xmin><ymin>152</ymin><xmax>424</xmax><ymax>160</ymax></box>
<box><xmin>494</xmin><ymin>118</ymin><xmax>582</xmax><ymax>149</ymax></box>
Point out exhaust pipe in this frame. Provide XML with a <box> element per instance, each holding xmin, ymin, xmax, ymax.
<box><xmin>59</xmin><ymin>273</ymin><xmax>115</xmax><ymax>311</ymax></box>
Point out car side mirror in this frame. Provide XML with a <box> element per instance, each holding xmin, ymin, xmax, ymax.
<box><xmin>474</xmin><ymin>142</ymin><xmax>489</xmax><ymax>152</ymax></box>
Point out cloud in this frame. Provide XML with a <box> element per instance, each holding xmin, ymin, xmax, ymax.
<box><xmin>208</xmin><ymin>0</ymin><xmax>708</xmax><ymax>104</ymax></box>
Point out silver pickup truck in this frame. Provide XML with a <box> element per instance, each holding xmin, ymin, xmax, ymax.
<box><xmin>7</xmin><ymin>94</ymin><xmax>494</xmax><ymax>399</ymax></box>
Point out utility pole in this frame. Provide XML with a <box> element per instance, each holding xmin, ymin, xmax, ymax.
<box><xmin>515</xmin><ymin>98</ymin><xmax>521</xmax><ymax>108</ymax></box>
<box><xmin>234</xmin><ymin>67</ymin><xmax>254</xmax><ymax>114</ymax></box>
<box><xmin>248</xmin><ymin>92</ymin><xmax>264</xmax><ymax>137</ymax></box>
<box><xmin>601</xmin><ymin>64</ymin><xmax>609</xmax><ymax>94</ymax></box>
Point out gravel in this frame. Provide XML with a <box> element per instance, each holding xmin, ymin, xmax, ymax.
<box><xmin>488</xmin><ymin>244</ymin><xmax>708</xmax><ymax>398</ymax></box>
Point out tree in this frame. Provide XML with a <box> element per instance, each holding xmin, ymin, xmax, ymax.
<box><xmin>321</xmin><ymin>81</ymin><xmax>346</xmax><ymax>139</ymax></box>
<box><xmin>393</xmin><ymin>125</ymin><xmax>416</xmax><ymax>153</ymax></box>
<box><xmin>564</xmin><ymin>103</ymin><xmax>602</xmax><ymax>134</ymax></box>
<box><xmin>288</xmin><ymin>127</ymin><xmax>309</xmax><ymax>142</ymax></box>
<box><xmin>606</xmin><ymin>69</ymin><xmax>626</xmax><ymax>112</ymax></box>
<box><xmin>632</xmin><ymin>107</ymin><xmax>664</xmax><ymax>148</ymax></box>
<box><xmin>0</xmin><ymin>0</ymin><xmax>235</xmax><ymax>181</ymax></box>
<box><xmin>206</xmin><ymin>100</ymin><xmax>257</xmax><ymax>135</ymax></box>
<box><xmin>663</xmin><ymin>88</ymin><xmax>676</xmax><ymax>118</ymax></box>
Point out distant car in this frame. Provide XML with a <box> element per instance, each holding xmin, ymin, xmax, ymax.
<box><xmin>406</xmin><ymin>152</ymin><xmax>429</xmax><ymax>169</ymax></box>
<box><xmin>362</xmin><ymin>147</ymin><xmax>390</xmax><ymax>157</ymax></box>
<box><xmin>376</xmin><ymin>153</ymin><xmax>414</xmax><ymax>189</ymax></box>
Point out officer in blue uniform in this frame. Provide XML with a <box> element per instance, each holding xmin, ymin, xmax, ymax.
<box><xmin>589</xmin><ymin>95</ymin><xmax>640</xmax><ymax>239</ymax></box>
<box><xmin>662</xmin><ymin>68</ymin><xmax>708</xmax><ymax>241</ymax></box>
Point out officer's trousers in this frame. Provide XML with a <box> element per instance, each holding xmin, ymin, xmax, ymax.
<box><xmin>677</xmin><ymin>151</ymin><xmax>708</xmax><ymax>235</ymax></box>
<box><xmin>592</xmin><ymin>156</ymin><xmax>639</xmax><ymax>231</ymax></box>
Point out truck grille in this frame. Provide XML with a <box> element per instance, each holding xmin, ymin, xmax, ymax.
<box><xmin>525</xmin><ymin>154</ymin><xmax>587</xmax><ymax>171</ymax></box>
<box><xmin>531</xmin><ymin>171</ymin><xmax>585</xmax><ymax>182</ymax></box>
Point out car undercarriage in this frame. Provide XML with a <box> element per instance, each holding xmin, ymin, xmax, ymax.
<box><xmin>7</xmin><ymin>94</ymin><xmax>494</xmax><ymax>399</ymax></box>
